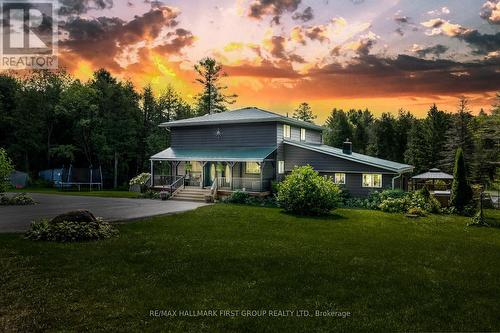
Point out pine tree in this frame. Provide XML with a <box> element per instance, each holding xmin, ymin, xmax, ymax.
<box><xmin>292</xmin><ymin>102</ymin><xmax>317</xmax><ymax>123</ymax></box>
<box><xmin>324</xmin><ymin>108</ymin><xmax>353</xmax><ymax>148</ymax></box>
<box><xmin>442</xmin><ymin>97</ymin><xmax>475</xmax><ymax>175</ymax></box>
<box><xmin>404</xmin><ymin>120</ymin><xmax>430</xmax><ymax>173</ymax></box>
<box><xmin>348</xmin><ymin>108</ymin><xmax>373</xmax><ymax>154</ymax></box>
<box><xmin>370</xmin><ymin>113</ymin><xmax>397</xmax><ymax>160</ymax></box>
<box><xmin>424</xmin><ymin>104</ymin><xmax>451</xmax><ymax>168</ymax></box>
<box><xmin>450</xmin><ymin>147</ymin><xmax>472</xmax><ymax>212</ymax></box>
<box><xmin>394</xmin><ymin>109</ymin><xmax>414</xmax><ymax>163</ymax></box>
<box><xmin>194</xmin><ymin>57</ymin><xmax>237</xmax><ymax>115</ymax></box>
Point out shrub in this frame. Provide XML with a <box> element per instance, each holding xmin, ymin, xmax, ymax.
<box><xmin>0</xmin><ymin>193</ymin><xmax>36</xmax><ymax>206</ymax></box>
<box><xmin>379</xmin><ymin>197</ymin><xmax>409</xmax><ymax>213</ymax></box>
<box><xmin>276</xmin><ymin>165</ymin><xmax>342</xmax><ymax>215</ymax></box>
<box><xmin>25</xmin><ymin>217</ymin><xmax>118</xmax><ymax>242</ymax></box>
<box><xmin>468</xmin><ymin>210</ymin><xmax>488</xmax><ymax>227</ymax></box>
<box><xmin>0</xmin><ymin>194</ymin><xmax>10</xmax><ymax>205</ymax></box>
<box><xmin>129</xmin><ymin>173</ymin><xmax>151</xmax><ymax>186</ymax></box>
<box><xmin>223</xmin><ymin>191</ymin><xmax>251</xmax><ymax>204</ymax></box>
<box><xmin>138</xmin><ymin>190</ymin><xmax>160</xmax><ymax>199</ymax></box>
<box><xmin>407</xmin><ymin>207</ymin><xmax>426</xmax><ymax>216</ymax></box>
<box><xmin>450</xmin><ymin>148</ymin><xmax>472</xmax><ymax>213</ymax></box>
<box><xmin>222</xmin><ymin>191</ymin><xmax>277</xmax><ymax>207</ymax></box>
<box><xmin>10</xmin><ymin>193</ymin><xmax>36</xmax><ymax>205</ymax></box>
<box><xmin>0</xmin><ymin>148</ymin><xmax>14</xmax><ymax>193</ymax></box>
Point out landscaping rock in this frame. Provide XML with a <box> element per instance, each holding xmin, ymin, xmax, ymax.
<box><xmin>50</xmin><ymin>210</ymin><xmax>97</xmax><ymax>224</ymax></box>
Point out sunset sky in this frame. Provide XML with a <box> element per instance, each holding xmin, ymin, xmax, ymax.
<box><xmin>57</xmin><ymin>0</ymin><xmax>500</xmax><ymax>121</ymax></box>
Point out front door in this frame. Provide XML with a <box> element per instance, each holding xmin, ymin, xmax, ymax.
<box><xmin>204</xmin><ymin>162</ymin><xmax>217</xmax><ymax>187</ymax></box>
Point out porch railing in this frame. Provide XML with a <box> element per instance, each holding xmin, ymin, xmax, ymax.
<box><xmin>185</xmin><ymin>171</ymin><xmax>202</xmax><ymax>187</ymax></box>
<box><xmin>217</xmin><ymin>177</ymin><xmax>271</xmax><ymax>192</ymax></box>
<box><xmin>153</xmin><ymin>175</ymin><xmax>185</xmax><ymax>193</ymax></box>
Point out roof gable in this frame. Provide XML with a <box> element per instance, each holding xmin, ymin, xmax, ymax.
<box><xmin>159</xmin><ymin>107</ymin><xmax>324</xmax><ymax>131</ymax></box>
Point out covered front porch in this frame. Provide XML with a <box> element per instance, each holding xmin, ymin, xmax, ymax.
<box><xmin>150</xmin><ymin>147</ymin><xmax>276</xmax><ymax>194</ymax></box>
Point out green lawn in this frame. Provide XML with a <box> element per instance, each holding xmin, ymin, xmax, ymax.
<box><xmin>1</xmin><ymin>205</ymin><xmax>499</xmax><ymax>332</ymax></box>
<box><xmin>8</xmin><ymin>187</ymin><xmax>140</xmax><ymax>198</ymax></box>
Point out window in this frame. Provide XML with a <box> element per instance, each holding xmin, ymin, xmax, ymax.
<box><xmin>334</xmin><ymin>173</ymin><xmax>346</xmax><ymax>184</ymax></box>
<box><xmin>189</xmin><ymin>161</ymin><xmax>202</xmax><ymax>172</ymax></box>
<box><xmin>283</xmin><ymin>124</ymin><xmax>291</xmax><ymax>138</ymax></box>
<box><xmin>362</xmin><ymin>174</ymin><xmax>382</xmax><ymax>188</ymax></box>
<box><xmin>245</xmin><ymin>162</ymin><xmax>261</xmax><ymax>174</ymax></box>
<box><xmin>300</xmin><ymin>128</ymin><xmax>306</xmax><ymax>141</ymax></box>
<box><xmin>278</xmin><ymin>161</ymin><xmax>285</xmax><ymax>174</ymax></box>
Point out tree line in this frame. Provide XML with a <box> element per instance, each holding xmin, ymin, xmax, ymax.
<box><xmin>0</xmin><ymin>56</ymin><xmax>498</xmax><ymax>188</ymax></box>
<box><xmin>316</xmin><ymin>97</ymin><xmax>499</xmax><ymax>186</ymax></box>
<box><xmin>0</xmin><ymin>58</ymin><xmax>235</xmax><ymax>187</ymax></box>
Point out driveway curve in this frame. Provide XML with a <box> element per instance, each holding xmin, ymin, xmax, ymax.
<box><xmin>0</xmin><ymin>193</ymin><xmax>207</xmax><ymax>233</ymax></box>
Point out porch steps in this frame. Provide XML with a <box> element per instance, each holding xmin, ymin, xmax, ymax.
<box><xmin>171</xmin><ymin>187</ymin><xmax>210</xmax><ymax>202</ymax></box>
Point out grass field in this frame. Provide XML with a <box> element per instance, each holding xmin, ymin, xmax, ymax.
<box><xmin>1</xmin><ymin>205</ymin><xmax>499</xmax><ymax>332</ymax></box>
<box><xmin>8</xmin><ymin>187</ymin><xmax>140</xmax><ymax>198</ymax></box>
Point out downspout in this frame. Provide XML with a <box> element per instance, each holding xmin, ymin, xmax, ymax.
<box><xmin>392</xmin><ymin>173</ymin><xmax>402</xmax><ymax>190</ymax></box>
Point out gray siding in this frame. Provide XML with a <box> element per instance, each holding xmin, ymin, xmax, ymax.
<box><xmin>284</xmin><ymin>144</ymin><xmax>393</xmax><ymax>173</ymax></box>
<box><xmin>171</xmin><ymin>123</ymin><xmax>277</xmax><ymax>148</ymax></box>
<box><xmin>321</xmin><ymin>172</ymin><xmax>395</xmax><ymax>197</ymax></box>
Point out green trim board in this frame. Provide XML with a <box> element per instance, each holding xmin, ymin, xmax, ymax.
<box><xmin>150</xmin><ymin>147</ymin><xmax>277</xmax><ymax>162</ymax></box>
<box><xmin>284</xmin><ymin>140</ymin><xmax>414</xmax><ymax>173</ymax></box>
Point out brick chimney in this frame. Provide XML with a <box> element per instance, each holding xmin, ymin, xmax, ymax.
<box><xmin>342</xmin><ymin>139</ymin><xmax>352</xmax><ymax>155</ymax></box>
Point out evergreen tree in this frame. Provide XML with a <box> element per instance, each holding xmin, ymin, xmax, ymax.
<box><xmin>442</xmin><ymin>97</ymin><xmax>475</xmax><ymax>175</ymax></box>
<box><xmin>348</xmin><ymin>108</ymin><xmax>373</xmax><ymax>154</ymax></box>
<box><xmin>424</xmin><ymin>104</ymin><xmax>451</xmax><ymax>168</ymax></box>
<box><xmin>450</xmin><ymin>147</ymin><xmax>472</xmax><ymax>212</ymax></box>
<box><xmin>194</xmin><ymin>57</ymin><xmax>236</xmax><ymax>115</ymax></box>
<box><xmin>293</xmin><ymin>102</ymin><xmax>316</xmax><ymax>123</ymax></box>
<box><xmin>404</xmin><ymin>120</ymin><xmax>430</xmax><ymax>173</ymax></box>
<box><xmin>472</xmin><ymin>95</ymin><xmax>500</xmax><ymax>184</ymax></box>
<box><xmin>370</xmin><ymin>113</ymin><xmax>397</xmax><ymax>160</ymax></box>
<box><xmin>324</xmin><ymin>108</ymin><xmax>353</xmax><ymax>148</ymax></box>
<box><xmin>394</xmin><ymin>109</ymin><xmax>414</xmax><ymax>163</ymax></box>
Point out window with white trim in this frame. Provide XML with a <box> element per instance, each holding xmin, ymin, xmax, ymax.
<box><xmin>283</xmin><ymin>124</ymin><xmax>291</xmax><ymax>138</ymax></box>
<box><xmin>362</xmin><ymin>174</ymin><xmax>382</xmax><ymax>188</ymax></box>
<box><xmin>245</xmin><ymin>162</ymin><xmax>260</xmax><ymax>174</ymax></box>
<box><xmin>300</xmin><ymin>128</ymin><xmax>306</xmax><ymax>141</ymax></box>
<box><xmin>334</xmin><ymin>173</ymin><xmax>346</xmax><ymax>184</ymax></box>
<box><xmin>278</xmin><ymin>161</ymin><xmax>285</xmax><ymax>174</ymax></box>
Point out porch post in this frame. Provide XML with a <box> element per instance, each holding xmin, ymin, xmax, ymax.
<box><xmin>229</xmin><ymin>162</ymin><xmax>235</xmax><ymax>190</ymax></box>
<box><xmin>150</xmin><ymin>160</ymin><xmax>154</xmax><ymax>187</ymax></box>
<box><xmin>201</xmin><ymin>161</ymin><xmax>207</xmax><ymax>188</ymax></box>
<box><xmin>259</xmin><ymin>161</ymin><xmax>265</xmax><ymax>192</ymax></box>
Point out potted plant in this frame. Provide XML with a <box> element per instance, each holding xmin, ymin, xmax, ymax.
<box><xmin>160</xmin><ymin>191</ymin><xmax>169</xmax><ymax>201</ymax></box>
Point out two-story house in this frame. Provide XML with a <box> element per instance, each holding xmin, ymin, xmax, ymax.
<box><xmin>150</xmin><ymin>107</ymin><xmax>413</xmax><ymax>200</ymax></box>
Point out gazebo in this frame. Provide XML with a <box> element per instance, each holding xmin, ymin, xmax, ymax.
<box><xmin>411</xmin><ymin>168</ymin><xmax>453</xmax><ymax>191</ymax></box>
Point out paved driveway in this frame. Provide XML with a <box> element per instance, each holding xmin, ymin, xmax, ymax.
<box><xmin>0</xmin><ymin>193</ymin><xmax>208</xmax><ymax>233</ymax></box>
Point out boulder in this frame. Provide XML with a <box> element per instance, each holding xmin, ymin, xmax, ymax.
<box><xmin>50</xmin><ymin>210</ymin><xmax>97</xmax><ymax>224</ymax></box>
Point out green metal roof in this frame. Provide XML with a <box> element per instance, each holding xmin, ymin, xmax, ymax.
<box><xmin>151</xmin><ymin>147</ymin><xmax>276</xmax><ymax>162</ymax></box>
<box><xmin>159</xmin><ymin>107</ymin><xmax>325</xmax><ymax>131</ymax></box>
<box><xmin>285</xmin><ymin>140</ymin><xmax>414</xmax><ymax>173</ymax></box>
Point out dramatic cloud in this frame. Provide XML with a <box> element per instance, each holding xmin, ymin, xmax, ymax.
<box><xmin>410</xmin><ymin>44</ymin><xmax>449</xmax><ymax>58</ymax></box>
<box><xmin>459</xmin><ymin>31</ymin><xmax>500</xmax><ymax>55</ymax></box>
<box><xmin>480</xmin><ymin>0</ymin><xmax>500</xmax><ymax>24</ymax></box>
<box><xmin>59</xmin><ymin>0</ymin><xmax>113</xmax><ymax>15</ymax></box>
<box><xmin>248</xmin><ymin>0</ymin><xmax>301</xmax><ymax>22</ymax></box>
<box><xmin>292</xmin><ymin>6</ymin><xmax>313</xmax><ymax>22</ymax></box>
<box><xmin>60</xmin><ymin>6</ymin><xmax>193</xmax><ymax>71</ymax></box>
<box><xmin>421</xmin><ymin>18</ymin><xmax>500</xmax><ymax>55</ymax></box>
<box><xmin>421</xmin><ymin>18</ymin><xmax>473</xmax><ymax>37</ymax></box>
<box><xmin>301</xmin><ymin>54</ymin><xmax>500</xmax><ymax>98</ymax></box>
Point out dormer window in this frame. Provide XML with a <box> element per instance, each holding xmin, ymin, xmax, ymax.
<box><xmin>300</xmin><ymin>128</ymin><xmax>306</xmax><ymax>141</ymax></box>
<box><xmin>283</xmin><ymin>124</ymin><xmax>291</xmax><ymax>138</ymax></box>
